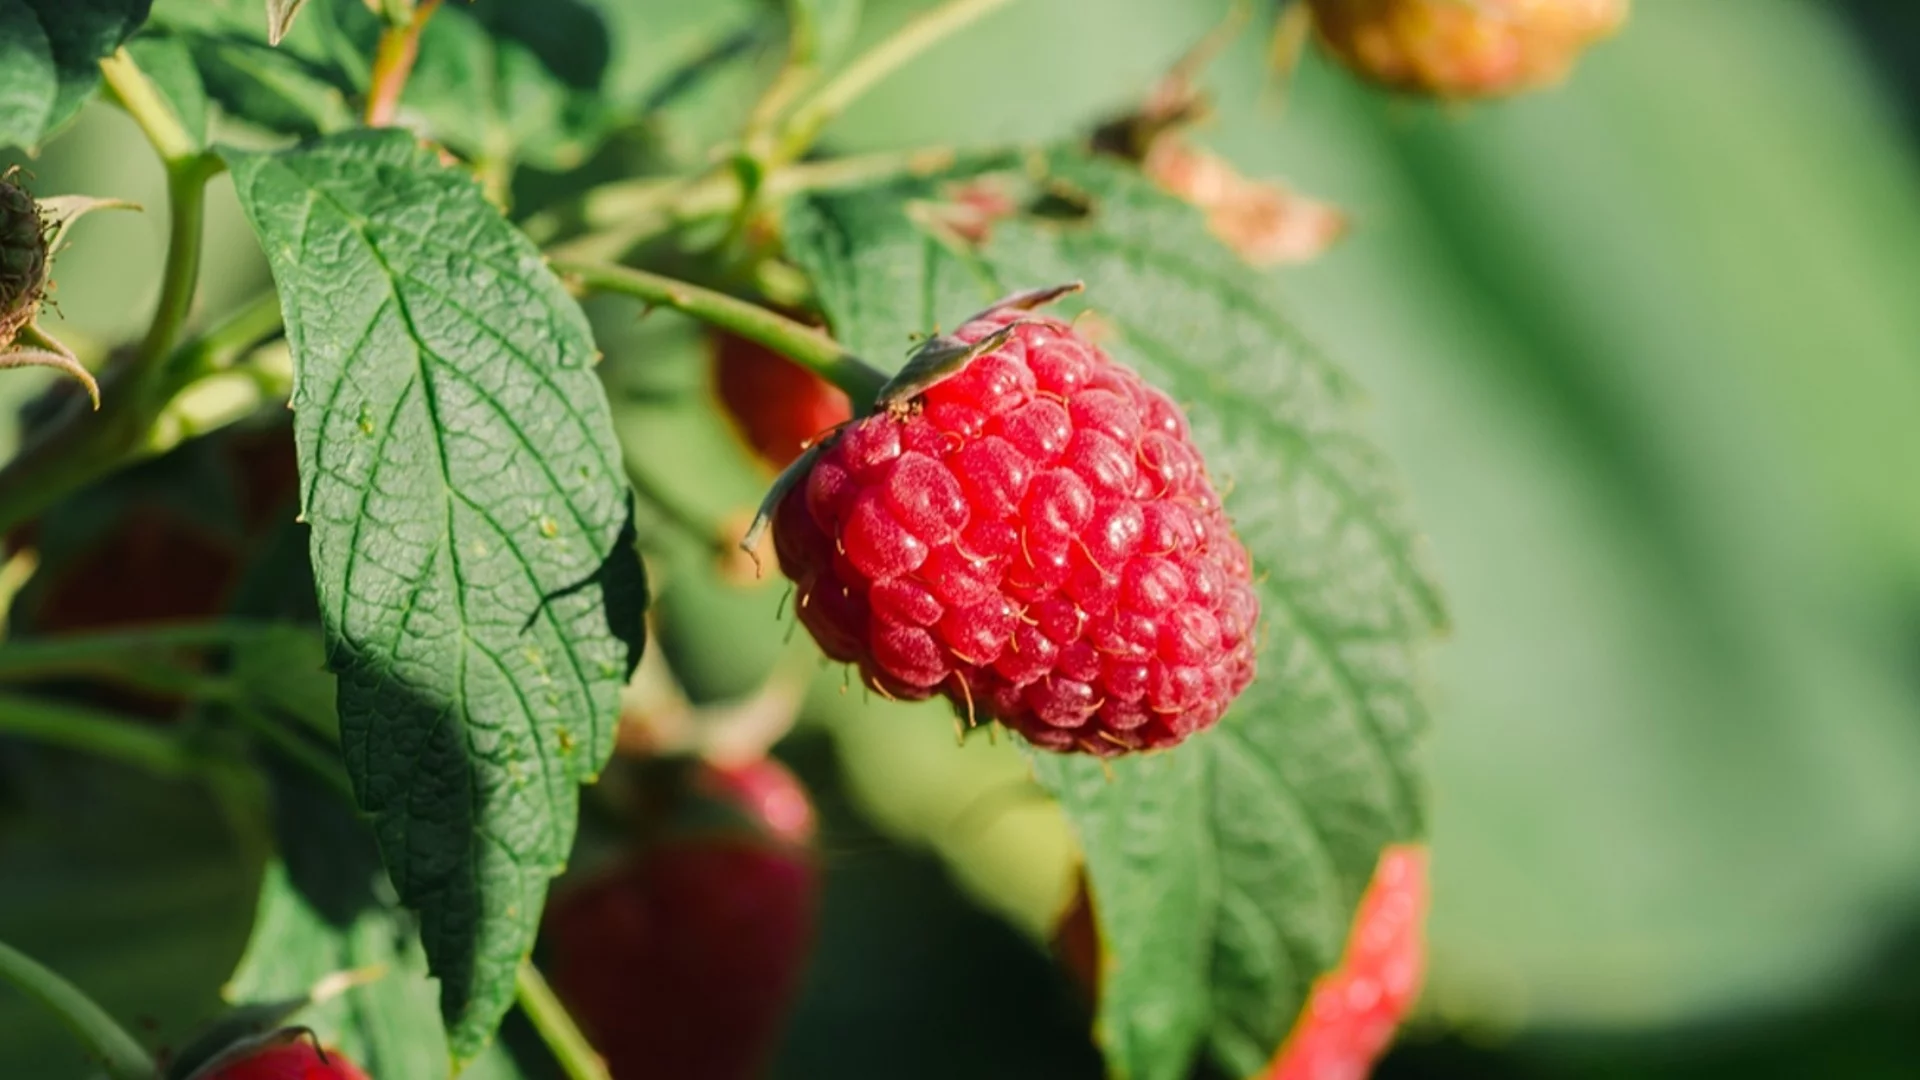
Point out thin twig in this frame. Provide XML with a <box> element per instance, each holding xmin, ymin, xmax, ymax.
<box><xmin>364</xmin><ymin>0</ymin><xmax>443</xmax><ymax>127</ymax></box>
<box><xmin>552</xmin><ymin>261</ymin><xmax>889</xmax><ymax>408</ymax></box>
<box><xmin>515</xmin><ymin>960</ymin><xmax>612</xmax><ymax>1080</ymax></box>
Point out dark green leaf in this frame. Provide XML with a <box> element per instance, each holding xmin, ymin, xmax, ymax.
<box><xmin>223</xmin><ymin>129</ymin><xmax>647</xmax><ymax>1062</ymax></box>
<box><xmin>785</xmin><ymin>150</ymin><xmax>1442</xmax><ymax>1080</ymax></box>
<box><xmin>148</xmin><ymin>0</ymin><xmax>364</xmax><ymax>138</ymax></box>
<box><xmin>402</xmin><ymin>0</ymin><xmax>611</xmax><ymax>171</ymax></box>
<box><xmin>124</xmin><ymin>30</ymin><xmax>206</xmax><ymax>147</ymax></box>
<box><xmin>0</xmin><ymin>752</ymin><xmax>266</xmax><ymax>1076</ymax></box>
<box><xmin>24</xmin><ymin>0</ymin><xmax>153</xmax><ymax>136</ymax></box>
<box><xmin>0</xmin><ymin>0</ymin><xmax>57</xmax><ymax>150</ymax></box>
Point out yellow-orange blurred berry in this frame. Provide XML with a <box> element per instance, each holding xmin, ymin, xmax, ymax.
<box><xmin>1309</xmin><ymin>0</ymin><xmax>1628</xmax><ymax>99</ymax></box>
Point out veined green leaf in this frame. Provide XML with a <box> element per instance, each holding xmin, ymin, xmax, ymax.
<box><xmin>785</xmin><ymin>150</ymin><xmax>1442</xmax><ymax>1080</ymax></box>
<box><xmin>224</xmin><ymin>129</ymin><xmax>647</xmax><ymax>1062</ymax></box>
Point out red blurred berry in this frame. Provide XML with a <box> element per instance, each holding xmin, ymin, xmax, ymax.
<box><xmin>714</xmin><ymin>331</ymin><xmax>853</xmax><ymax>469</ymax></box>
<box><xmin>1308</xmin><ymin>0</ymin><xmax>1628</xmax><ymax>98</ymax></box>
<box><xmin>1268</xmin><ymin>844</ymin><xmax>1429</xmax><ymax>1080</ymax></box>
<box><xmin>547</xmin><ymin>759</ymin><xmax>819</xmax><ymax>1080</ymax></box>
<box><xmin>773</xmin><ymin>301</ymin><xmax>1258</xmax><ymax>756</ymax></box>
<box><xmin>202</xmin><ymin>1040</ymin><xmax>371</xmax><ymax>1080</ymax></box>
<box><xmin>698</xmin><ymin>757</ymin><xmax>817</xmax><ymax>846</ymax></box>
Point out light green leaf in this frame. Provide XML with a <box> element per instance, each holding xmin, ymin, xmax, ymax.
<box><xmin>785</xmin><ymin>150</ymin><xmax>1442</xmax><ymax>1080</ymax></box>
<box><xmin>223</xmin><ymin>129</ymin><xmax>647</xmax><ymax>1062</ymax></box>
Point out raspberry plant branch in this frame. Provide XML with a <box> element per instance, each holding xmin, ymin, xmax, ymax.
<box><xmin>365</xmin><ymin>0</ymin><xmax>444</xmax><ymax>127</ymax></box>
<box><xmin>775</xmin><ymin>0</ymin><xmax>1022</xmax><ymax>163</ymax></box>
<box><xmin>0</xmin><ymin>288</ymin><xmax>283</xmax><ymax>537</ymax></box>
<box><xmin>0</xmin><ymin>691</ymin><xmax>202</xmax><ymax>778</ymax></box>
<box><xmin>535</xmin><ymin>148</ymin><xmax>960</xmax><ymax>265</ymax></box>
<box><xmin>0</xmin><ymin>939</ymin><xmax>156</xmax><ymax>1080</ymax></box>
<box><xmin>553</xmin><ymin>260</ymin><xmax>891</xmax><ymax>407</ymax></box>
<box><xmin>515</xmin><ymin>960</ymin><xmax>614</xmax><ymax>1080</ymax></box>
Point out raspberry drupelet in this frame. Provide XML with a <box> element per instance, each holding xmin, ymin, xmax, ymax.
<box><xmin>772</xmin><ymin>295</ymin><xmax>1258</xmax><ymax>755</ymax></box>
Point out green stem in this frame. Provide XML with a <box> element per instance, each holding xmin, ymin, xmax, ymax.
<box><xmin>98</xmin><ymin>48</ymin><xmax>197</xmax><ymax>165</ymax></box>
<box><xmin>162</xmin><ymin>289</ymin><xmax>288</xmax><ymax>386</ymax></box>
<box><xmin>0</xmin><ymin>691</ymin><xmax>201</xmax><ymax>777</ymax></box>
<box><xmin>134</xmin><ymin>153</ymin><xmax>222</xmax><ymax>401</ymax></box>
<box><xmin>777</xmin><ymin>0</ymin><xmax>1020</xmax><ymax>162</ymax></box>
<box><xmin>0</xmin><ymin>288</ymin><xmax>282</xmax><ymax>537</ymax></box>
<box><xmin>515</xmin><ymin>959</ymin><xmax>612</xmax><ymax>1080</ymax></box>
<box><xmin>0</xmin><ymin>940</ymin><xmax>156</xmax><ymax>1080</ymax></box>
<box><xmin>538</xmin><ymin>148</ymin><xmax>959</xmax><ymax>265</ymax></box>
<box><xmin>553</xmin><ymin>261</ymin><xmax>889</xmax><ymax>407</ymax></box>
<box><xmin>0</xmin><ymin>622</ymin><xmax>277</xmax><ymax>680</ymax></box>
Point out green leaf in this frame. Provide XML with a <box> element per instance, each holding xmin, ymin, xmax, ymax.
<box><xmin>401</xmin><ymin>0</ymin><xmax>611</xmax><ymax>171</ymax></box>
<box><xmin>223</xmin><ymin>129</ymin><xmax>648</xmax><ymax>1062</ymax></box>
<box><xmin>124</xmin><ymin>30</ymin><xmax>207</xmax><ymax>147</ymax></box>
<box><xmin>784</xmin><ymin>150</ymin><xmax>1442</xmax><ymax>1080</ymax></box>
<box><xmin>0</xmin><ymin>751</ymin><xmax>267</xmax><ymax>1076</ymax></box>
<box><xmin>24</xmin><ymin>0</ymin><xmax>153</xmax><ymax>135</ymax></box>
<box><xmin>0</xmin><ymin>0</ymin><xmax>57</xmax><ymax>150</ymax></box>
<box><xmin>147</xmin><ymin>0</ymin><xmax>364</xmax><ymax>138</ymax></box>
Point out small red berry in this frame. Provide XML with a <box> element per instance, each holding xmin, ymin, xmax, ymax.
<box><xmin>1308</xmin><ymin>0</ymin><xmax>1628</xmax><ymax>98</ymax></box>
<box><xmin>546</xmin><ymin>759</ymin><xmax>819</xmax><ymax>1080</ymax></box>
<box><xmin>1267</xmin><ymin>844</ymin><xmax>1430</xmax><ymax>1080</ymax></box>
<box><xmin>773</xmin><ymin>297</ymin><xmax>1258</xmax><ymax>755</ymax></box>
<box><xmin>713</xmin><ymin>331</ymin><xmax>853</xmax><ymax>469</ymax></box>
<box><xmin>202</xmin><ymin>1040</ymin><xmax>371</xmax><ymax>1080</ymax></box>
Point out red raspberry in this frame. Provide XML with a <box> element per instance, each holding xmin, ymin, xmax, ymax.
<box><xmin>545</xmin><ymin>759</ymin><xmax>818</xmax><ymax>1080</ymax></box>
<box><xmin>772</xmin><ymin>300</ymin><xmax>1258</xmax><ymax>756</ymax></box>
<box><xmin>1267</xmin><ymin>844</ymin><xmax>1429</xmax><ymax>1080</ymax></box>
<box><xmin>714</xmin><ymin>331</ymin><xmax>853</xmax><ymax>469</ymax></box>
<box><xmin>1308</xmin><ymin>0</ymin><xmax>1628</xmax><ymax>99</ymax></box>
<box><xmin>202</xmin><ymin>1040</ymin><xmax>371</xmax><ymax>1080</ymax></box>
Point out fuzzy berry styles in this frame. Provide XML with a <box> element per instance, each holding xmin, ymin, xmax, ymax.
<box><xmin>202</xmin><ymin>1040</ymin><xmax>371</xmax><ymax>1080</ymax></box>
<box><xmin>1309</xmin><ymin>0</ymin><xmax>1628</xmax><ymax>99</ymax></box>
<box><xmin>1267</xmin><ymin>845</ymin><xmax>1429</xmax><ymax>1080</ymax></box>
<box><xmin>772</xmin><ymin>290</ymin><xmax>1258</xmax><ymax>756</ymax></box>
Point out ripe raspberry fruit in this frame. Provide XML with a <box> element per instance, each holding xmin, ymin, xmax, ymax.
<box><xmin>546</xmin><ymin>760</ymin><xmax>818</xmax><ymax>1080</ymax></box>
<box><xmin>1308</xmin><ymin>0</ymin><xmax>1628</xmax><ymax>99</ymax></box>
<box><xmin>771</xmin><ymin>289</ymin><xmax>1258</xmax><ymax>756</ymax></box>
<box><xmin>714</xmin><ymin>330</ymin><xmax>853</xmax><ymax>469</ymax></box>
<box><xmin>1268</xmin><ymin>844</ymin><xmax>1429</xmax><ymax>1080</ymax></box>
<box><xmin>201</xmin><ymin>1039</ymin><xmax>371</xmax><ymax>1080</ymax></box>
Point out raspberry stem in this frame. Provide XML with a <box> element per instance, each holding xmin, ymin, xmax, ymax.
<box><xmin>516</xmin><ymin>959</ymin><xmax>613</xmax><ymax>1080</ymax></box>
<box><xmin>775</xmin><ymin>0</ymin><xmax>1023</xmax><ymax>163</ymax></box>
<box><xmin>553</xmin><ymin>260</ymin><xmax>891</xmax><ymax>409</ymax></box>
<box><xmin>364</xmin><ymin>0</ymin><xmax>444</xmax><ymax>127</ymax></box>
<box><xmin>0</xmin><ymin>940</ymin><xmax>155</xmax><ymax>1080</ymax></box>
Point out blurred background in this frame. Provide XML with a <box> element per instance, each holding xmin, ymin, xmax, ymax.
<box><xmin>4</xmin><ymin>0</ymin><xmax>1920</xmax><ymax>1076</ymax></box>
